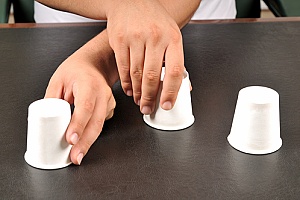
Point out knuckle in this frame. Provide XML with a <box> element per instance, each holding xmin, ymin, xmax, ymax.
<box><xmin>89</xmin><ymin>81</ymin><xmax>100</xmax><ymax>92</ymax></box>
<box><xmin>131</xmin><ymin>68</ymin><xmax>143</xmax><ymax>80</ymax></box>
<box><xmin>170</xmin><ymin>29</ymin><xmax>182</xmax><ymax>43</ymax></box>
<box><xmin>79</xmin><ymin>131</ymin><xmax>101</xmax><ymax>152</ymax></box>
<box><xmin>145</xmin><ymin>69</ymin><xmax>160</xmax><ymax>83</ymax></box>
<box><xmin>94</xmin><ymin>118</ymin><xmax>105</xmax><ymax>132</ymax></box>
<box><xmin>115</xmin><ymin>31</ymin><xmax>126</xmax><ymax>43</ymax></box>
<box><xmin>110</xmin><ymin>97</ymin><xmax>116</xmax><ymax>109</ymax></box>
<box><xmin>133</xmin><ymin>90</ymin><xmax>141</xmax><ymax>97</ymax></box>
<box><xmin>107</xmin><ymin>95</ymin><xmax>117</xmax><ymax>112</ymax></box>
<box><xmin>80</xmin><ymin>140</ymin><xmax>94</xmax><ymax>153</ymax></box>
<box><xmin>106</xmin><ymin>110</ymin><xmax>114</xmax><ymax>120</ymax></box>
<box><xmin>72</xmin><ymin>120</ymin><xmax>85</xmax><ymax>132</ymax></box>
<box><xmin>121</xmin><ymin>81</ymin><xmax>132</xmax><ymax>91</ymax></box>
<box><xmin>149</xmin><ymin>24</ymin><xmax>162</xmax><ymax>44</ymax></box>
<box><xmin>142</xmin><ymin>94</ymin><xmax>156</xmax><ymax>103</ymax></box>
<box><xmin>169</xmin><ymin>65</ymin><xmax>183</xmax><ymax>79</ymax></box>
<box><xmin>80</xmin><ymin>100</ymin><xmax>95</xmax><ymax>114</ymax></box>
<box><xmin>132</xmin><ymin>30</ymin><xmax>143</xmax><ymax>40</ymax></box>
<box><xmin>165</xmin><ymin>89</ymin><xmax>178</xmax><ymax>98</ymax></box>
<box><xmin>118</xmin><ymin>63</ymin><xmax>130</xmax><ymax>74</ymax></box>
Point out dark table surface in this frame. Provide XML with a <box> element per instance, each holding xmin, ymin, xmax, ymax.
<box><xmin>1</xmin><ymin>19</ymin><xmax>300</xmax><ymax>199</ymax></box>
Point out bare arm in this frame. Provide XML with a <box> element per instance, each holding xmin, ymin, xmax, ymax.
<box><xmin>37</xmin><ymin>0</ymin><xmax>201</xmax><ymax>27</ymax></box>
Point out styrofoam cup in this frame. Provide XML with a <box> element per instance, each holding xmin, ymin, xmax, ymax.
<box><xmin>227</xmin><ymin>86</ymin><xmax>282</xmax><ymax>154</ymax></box>
<box><xmin>24</xmin><ymin>98</ymin><xmax>72</xmax><ymax>169</ymax></box>
<box><xmin>143</xmin><ymin>68</ymin><xmax>195</xmax><ymax>130</ymax></box>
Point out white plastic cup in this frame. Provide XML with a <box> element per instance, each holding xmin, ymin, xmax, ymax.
<box><xmin>143</xmin><ymin>68</ymin><xmax>195</xmax><ymax>131</ymax></box>
<box><xmin>24</xmin><ymin>98</ymin><xmax>72</xmax><ymax>169</ymax></box>
<box><xmin>227</xmin><ymin>86</ymin><xmax>282</xmax><ymax>154</ymax></box>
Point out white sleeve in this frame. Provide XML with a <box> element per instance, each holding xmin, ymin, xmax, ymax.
<box><xmin>34</xmin><ymin>1</ymin><xmax>105</xmax><ymax>23</ymax></box>
<box><xmin>191</xmin><ymin>0</ymin><xmax>237</xmax><ymax>20</ymax></box>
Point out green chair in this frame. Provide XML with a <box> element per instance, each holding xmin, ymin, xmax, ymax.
<box><xmin>236</xmin><ymin>0</ymin><xmax>261</xmax><ymax>18</ymax></box>
<box><xmin>263</xmin><ymin>0</ymin><xmax>300</xmax><ymax>17</ymax></box>
<box><xmin>0</xmin><ymin>0</ymin><xmax>34</xmax><ymax>23</ymax></box>
<box><xmin>0</xmin><ymin>0</ymin><xmax>10</xmax><ymax>23</ymax></box>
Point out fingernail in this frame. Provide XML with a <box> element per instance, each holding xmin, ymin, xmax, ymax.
<box><xmin>141</xmin><ymin>106</ymin><xmax>152</xmax><ymax>115</ymax></box>
<box><xmin>70</xmin><ymin>133</ymin><xmax>79</xmax><ymax>145</ymax></box>
<box><xmin>162</xmin><ymin>101</ymin><xmax>172</xmax><ymax>110</ymax></box>
<box><xmin>137</xmin><ymin>99</ymin><xmax>140</xmax><ymax>106</ymax></box>
<box><xmin>77</xmin><ymin>153</ymin><xmax>83</xmax><ymax>165</ymax></box>
<box><xmin>126</xmin><ymin>90</ymin><xmax>133</xmax><ymax>96</ymax></box>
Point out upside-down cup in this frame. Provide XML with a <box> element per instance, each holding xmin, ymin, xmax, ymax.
<box><xmin>24</xmin><ymin>98</ymin><xmax>72</xmax><ymax>169</ymax></box>
<box><xmin>143</xmin><ymin>68</ymin><xmax>195</xmax><ymax>131</ymax></box>
<box><xmin>227</xmin><ymin>86</ymin><xmax>282</xmax><ymax>154</ymax></box>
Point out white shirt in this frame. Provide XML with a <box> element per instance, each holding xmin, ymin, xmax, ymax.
<box><xmin>192</xmin><ymin>0</ymin><xmax>236</xmax><ymax>20</ymax></box>
<box><xmin>34</xmin><ymin>0</ymin><xmax>236</xmax><ymax>23</ymax></box>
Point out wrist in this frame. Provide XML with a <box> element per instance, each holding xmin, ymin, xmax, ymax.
<box><xmin>103</xmin><ymin>0</ymin><xmax>119</xmax><ymax>20</ymax></box>
<box><xmin>81</xmin><ymin>30</ymin><xmax>119</xmax><ymax>88</ymax></box>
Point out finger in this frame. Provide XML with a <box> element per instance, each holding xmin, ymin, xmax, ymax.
<box><xmin>114</xmin><ymin>42</ymin><xmax>132</xmax><ymax>96</ymax></box>
<box><xmin>65</xmin><ymin>83</ymin><xmax>97</xmax><ymax>146</ymax></box>
<box><xmin>106</xmin><ymin>95</ymin><xmax>116</xmax><ymax>120</ymax></box>
<box><xmin>129</xmin><ymin>43</ymin><xmax>145</xmax><ymax>105</ymax></box>
<box><xmin>160</xmin><ymin>35</ymin><xmax>184</xmax><ymax>110</ymax></box>
<box><xmin>45</xmin><ymin>77</ymin><xmax>74</xmax><ymax>104</ymax></box>
<box><xmin>44</xmin><ymin>78</ymin><xmax>64</xmax><ymax>99</ymax></box>
<box><xmin>63</xmin><ymin>88</ymin><xmax>75</xmax><ymax>105</ymax></box>
<box><xmin>106</xmin><ymin>110</ymin><xmax>114</xmax><ymax>120</ymax></box>
<box><xmin>69</xmin><ymin>96</ymin><xmax>108</xmax><ymax>165</ymax></box>
<box><xmin>182</xmin><ymin>66</ymin><xmax>192</xmax><ymax>91</ymax></box>
<box><xmin>140</xmin><ymin>46</ymin><xmax>164</xmax><ymax>115</ymax></box>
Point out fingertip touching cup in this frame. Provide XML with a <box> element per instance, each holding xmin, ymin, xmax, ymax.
<box><xmin>24</xmin><ymin>98</ymin><xmax>72</xmax><ymax>169</ymax></box>
<box><xmin>227</xmin><ymin>86</ymin><xmax>282</xmax><ymax>155</ymax></box>
<box><xmin>143</xmin><ymin>67</ymin><xmax>195</xmax><ymax>131</ymax></box>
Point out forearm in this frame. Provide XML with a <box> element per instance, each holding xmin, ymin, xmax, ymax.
<box><xmin>37</xmin><ymin>0</ymin><xmax>201</xmax><ymax>27</ymax></box>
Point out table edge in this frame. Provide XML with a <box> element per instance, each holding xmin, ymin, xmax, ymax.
<box><xmin>0</xmin><ymin>22</ymin><xmax>107</xmax><ymax>28</ymax></box>
<box><xmin>1</xmin><ymin>17</ymin><xmax>300</xmax><ymax>28</ymax></box>
<box><xmin>189</xmin><ymin>17</ymin><xmax>300</xmax><ymax>24</ymax></box>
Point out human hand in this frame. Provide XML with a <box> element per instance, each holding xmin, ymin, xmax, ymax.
<box><xmin>45</xmin><ymin>32</ymin><xmax>118</xmax><ymax>165</ymax></box>
<box><xmin>106</xmin><ymin>0</ymin><xmax>185</xmax><ymax>115</ymax></box>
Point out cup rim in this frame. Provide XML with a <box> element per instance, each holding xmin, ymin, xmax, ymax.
<box><xmin>143</xmin><ymin>115</ymin><xmax>195</xmax><ymax>131</ymax></box>
<box><xmin>227</xmin><ymin>135</ymin><xmax>282</xmax><ymax>155</ymax></box>
<box><xmin>24</xmin><ymin>152</ymin><xmax>72</xmax><ymax>170</ymax></box>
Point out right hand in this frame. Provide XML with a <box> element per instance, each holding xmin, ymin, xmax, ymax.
<box><xmin>45</xmin><ymin>38</ymin><xmax>117</xmax><ymax>165</ymax></box>
<box><xmin>106</xmin><ymin>0</ymin><xmax>185</xmax><ymax>115</ymax></box>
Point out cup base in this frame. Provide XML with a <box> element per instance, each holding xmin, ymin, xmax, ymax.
<box><xmin>227</xmin><ymin>136</ymin><xmax>282</xmax><ymax>155</ymax></box>
<box><xmin>24</xmin><ymin>152</ymin><xmax>72</xmax><ymax>170</ymax></box>
<box><xmin>143</xmin><ymin>115</ymin><xmax>195</xmax><ymax>131</ymax></box>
